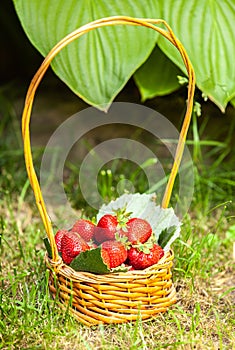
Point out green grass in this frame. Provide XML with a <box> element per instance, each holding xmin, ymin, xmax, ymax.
<box><xmin>0</xmin><ymin>94</ymin><xmax>235</xmax><ymax>349</ymax></box>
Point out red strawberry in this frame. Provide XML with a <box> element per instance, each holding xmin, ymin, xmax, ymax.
<box><xmin>94</xmin><ymin>214</ymin><xmax>118</xmax><ymax>244</ymax></box>
<box><xmin>55</xmin><ymin>229</ymin><xmax>68</xmax><ymax>252</ymax></box>
<box><xmin>100</xmin><ymin>248</ymin><xmax>111</xmax><ymax>268</ymax></box>
<box><xmin>94</xmin><ymin>209</ymin><xmax>132</xmax><ymax>244</ymax></box>
<box><xmin>126</xmin><ymin>218</ymin><xmax>152</xmax><ymax>244</ymax></box>
<box><xmin>128</xmin><ymin>244</ymin><xmax>164</xmax><ymax>270</ymax></box>
<box><xmin>101</xmin><ymin>240</ymin><xmax>128</xmax><ymax>268</ymax></box>
<box><xmin>72</xmin><ymin>219</ymin><xmax>95</xmax><ymax>242</ymax></box>
<box><xmin>61</xmin><ymin>231</ymin><xmax>90</xmax><ymax>265</ymax></box>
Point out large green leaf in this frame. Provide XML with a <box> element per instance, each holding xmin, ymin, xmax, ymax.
<box><xmin>134</xmin><ymin>45</ymin><xmax>183</xmax><ymax>101</ymax></box>
<box><xmin>158</xmin><ymin>0</ymin><xmax>235</xmax><ymax>112</ymax></box>
<box><xmin>13</xmin><ymin>0</ymin><xmax>159</xmax><ymax>111</ymax></box>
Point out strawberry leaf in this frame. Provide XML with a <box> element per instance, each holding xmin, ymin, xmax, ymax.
<box><xmin>110</xmin><ymin>264</ymin><xmax>129</xmax><ymax>273</ymax></box>
<box><xmin>158</xmin><ymin>225</ymin><xmax>177</xmax><ymax>249</ymax></box>
<box><xmin>70</xmin><ymin>247</ymin><xmax>110</xmax><ymax>274</ymax></box>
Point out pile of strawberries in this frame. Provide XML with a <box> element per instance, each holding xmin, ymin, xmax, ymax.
<box><xmin>55</xmin><ymin>212</ymin><xmax>164</xmax><ymax>271</ymax></box>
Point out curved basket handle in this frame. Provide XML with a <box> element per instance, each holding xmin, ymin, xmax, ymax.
<box><xmin>22</xmin><ymin>16</ymin><xmax>195</xmax><ymax>262</ymax></box>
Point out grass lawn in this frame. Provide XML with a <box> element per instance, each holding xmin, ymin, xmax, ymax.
<box><xmin>0</xmin><ymin>92</ymin><xmax>235</xmax><ymax>349</ymax></box>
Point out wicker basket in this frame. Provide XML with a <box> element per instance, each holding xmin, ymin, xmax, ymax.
<box><xmin>45</xmin><ymin>250</ymin><xmax>175</xmax><ymax>326</ymax></box>
<box><xmin>22</xmin><ymin>16</ymin><xmax>195</xmax><ymax>326</ymax></box>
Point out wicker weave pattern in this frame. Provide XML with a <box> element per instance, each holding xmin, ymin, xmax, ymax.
<box><xmin>46</xmin><ymin>250</ymin><xmax>176</xmax><ymax>326</ymax></box>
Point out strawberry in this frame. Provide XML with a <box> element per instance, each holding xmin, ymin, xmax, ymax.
<box><xmin>94</xmin><ymin>209</ymin><xmax>131</xmax><ymax>244</ymax></box>
<box><xmin>127</xmin><ymin>244</ymin><xmax>164</xmax><ymax>270</ymax></box>
<box><xmin>100</xmin><ymin>248</ymin><xmax>111</xmax><ymax>268</ymax></box>
<box><xmin>94</xmin><ymin>214</ymin><xmax>118</xmax><ymax>244</ymax></box>
<box><xmin>101</xmin><ymin>240</ymin><xmax>128</xmax><ymax>268</ymax></box>
<box><xmin>126</xmin><ymin>218</ymin><xmax>152</xmax><ymax>244</ymax></box>
<box><xmin>72</xmin><ymin>219</ymin><xmax>95</xmax><ymax>242</ymax></box>
<box><xmin>55</xmin><ymin>229</ymin><xmax>68</xmax><ymax>252</ymax></box>
<box><xmin>61</xmin><ymin>231</ymin><xmax>90</xmax><ymax>265</ymax></box>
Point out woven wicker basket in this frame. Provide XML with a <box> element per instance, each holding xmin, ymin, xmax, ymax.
<box><xmin>22</xmin><ymin>16</ymin><xmax>195</xmax><ymax>326</ymax></box>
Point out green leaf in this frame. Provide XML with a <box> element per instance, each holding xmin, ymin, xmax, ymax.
<box><xmin>230</xmin><ymin>98</ymin><xmax>235</xmax><ymax>108</ymax></box>
<box><xmin>111</xmin><ymin>264</ymin><xmax>129</xmax><ymax>273</ymax></box>
<box><xmin>158</xmin><ymin>0</ymin><xmax>235</xmax><ymax>112</ymax></box>
<box><xmin>134</xmin><ymin>45</ymin><xmax>182</xmax><ymax>101</ymax></box>
<box><xmin>13</xmin><ymin>0</ymin><xmax>159</xmax><ymax>111</ymax></box>
<box><xmin>43</xmin><ymin>237</ymin><xmax>52</xmax><ymax>258</ymax></box>
<box><xmin>158</xmin><ymin>225</ymin><xmax>177</xmax><ymax>249</ymax></box>
<box><xmin>70</xmin><ymin>247</ymin><xmax>110</xmax><ymax>274</ymax></box>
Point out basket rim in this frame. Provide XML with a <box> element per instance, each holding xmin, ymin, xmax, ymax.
<box><xmin>45</xmin><ymin>249</ymin><xmax>174</xmax><ymax>284</ymax></box>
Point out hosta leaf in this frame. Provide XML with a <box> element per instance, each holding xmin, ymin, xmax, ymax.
<box><xmin>157</xmin><ymin>0</ymin><xmax>235</xmax><ymax>112</ymax></box>
<box><xmin>13</xmin><ymin>0</ymin><xmax>159</xmax><ymax>111</ymax></box>
<box><xmin>134</xmin><ymin>45</ymin><xmax>182</xmax><ymax>101</ymax></box>
<box><xmin>230</xmin><ymin>98</ymin><xmax>235</xmax><ymax>108</ymax></box>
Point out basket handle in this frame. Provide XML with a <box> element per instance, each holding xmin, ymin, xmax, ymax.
<box><xmin>22</xmin><ymin>16</ymin><xmax>195</xmax><ymax>262</ymax></box>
